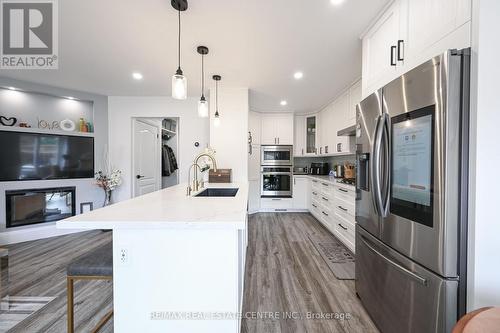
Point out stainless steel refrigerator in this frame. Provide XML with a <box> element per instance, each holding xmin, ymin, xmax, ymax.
<box><xmin>355</xmin><ymin>49</ymin><xmax>470</xmax><ymax>333</ymax></box>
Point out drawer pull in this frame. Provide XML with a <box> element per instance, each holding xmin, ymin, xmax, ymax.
<box><xmin>312</xmin><ymin>180</ymin><xmax>318</xmax><ymax>183</ymax></box>
<box><xmin>322</xmin><ymin>211</ymin><xmax>329</xmax><ymax>217</ymax></box>
<box><xmin>312</xmin><ymin>204</ymin><xmax>318</xmax><ymax>208</ymax></box>
<box><xmin>337</xmin><ymin>188</ymin><xmax>348</xmax><ymax>193</ymax></box>
<box><xmin>275</xmin><ymin>209</ymin><xmax>287</xmax><ymax>212</ymax></box>
<box><xmin>321</xmin><ymin>183</ymin><xmax>329</xmax><ymax>186</ymax></box>
<box><xmin>272</xmin><ymin>198</ymin><xmax>281</xmax><ymax>201</ymax></box>
<box><xmin>312</xmin><ymin>191</ymin><xmax>318</xmax><ymax>195</ymax></box>
<box><xmin>337</xmin><ymin>205</ymin><xmax>348</xmax><ymax>212</ymax></box>
<box><xmin>338</xmin><ymin>223</ymin><xmax>348</xmax><ymax>231</ymax></box>
<box><xmin>322</xmin><ymin>197</ymin><xmax>328</xmax><ymax>202</ymax></box>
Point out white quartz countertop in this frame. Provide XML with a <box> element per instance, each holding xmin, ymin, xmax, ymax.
<box><xmin>57</xmin><ymin>182</ymin><xmax>248</xmax><ymax>230</ymax></box>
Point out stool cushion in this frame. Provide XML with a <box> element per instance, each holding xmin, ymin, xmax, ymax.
<box><xmin>67</xmin><ymin>243</ymin><xmax>113</xmax><ymax>277</ymax></box>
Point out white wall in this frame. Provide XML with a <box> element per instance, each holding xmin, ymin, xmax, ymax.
<box><xmin>107</xmin><ymin>97</ymin><xmax>209</xmax><ymax>202</ymax></box>
<box><xmin>468</xmin><ymin>0</ymin><xmax>500</xmax><ymax>310</ymax></box>
<box><xmin>209</xmin><ymin>88</ymin><xmax>249</xmax><ymax>182</ymax></box>
<box><xmin>0</xmin><ymin>77</ymin><xmax>108</xmax><ymax>245</ymax></box>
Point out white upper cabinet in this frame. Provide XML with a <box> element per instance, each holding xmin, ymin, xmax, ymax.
<box><xmin>248</xmin><ymin>111</ymin><xmax>261</xmax><ymax>145</ymax></box>
<box><xmin>294</xmin><ymin>115</ymin><xmax>306</xmax><ymax>156</ymax></box>
<box><xmin>331</xmin><ymin>91</ymin><xmax>353</xmax><ymax>154</ymax></box>
<box><xmin>362</xmin><ymin>0</ymin><xmax>402</xmax><ymax>97</ymax></box>
<box><xmin>362</xmin><ymin>0</ymin><xmax>472</xmax><ymax>98</ymax></box>
<box><xmin>348</xmin><ymin>80</ymin><xmax>362</xmax><ymax>126</ymax></box>
<box><xmin>260</xmin><ymin>113</ymin><xmax>294</xmax><ymax>145</ymax></box>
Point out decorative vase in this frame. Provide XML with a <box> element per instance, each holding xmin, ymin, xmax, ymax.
<box><xmin>103</xmin><ymin>189</ymin><xmax>112</xmax><ymax>207</ymax></box>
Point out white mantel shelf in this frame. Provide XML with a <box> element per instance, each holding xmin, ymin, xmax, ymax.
<box><xmin>57</xmin><ymin>182</ymin><xmax>248</xmax><ymax>230</ymax></box>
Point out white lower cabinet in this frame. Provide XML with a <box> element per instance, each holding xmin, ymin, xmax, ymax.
<box><xmin>308</xmin><ymin>178</ymin><xmax>356</xmax><ymax>253</ymax></box>
<box><xmin>292</xmin><ymin>176</ymin><xmax>310</xmax><ymax>210</ymax></box>
<box><xmin>248</xmin><ymin>180</ymin><xmax>261</xmax><ymax>214</ymax></box>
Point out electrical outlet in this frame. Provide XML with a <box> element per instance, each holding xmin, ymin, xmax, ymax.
<box><xmin>119</xmin><ymin>248</ymin><xmax>129</xmax><ymax>265</ymax></box>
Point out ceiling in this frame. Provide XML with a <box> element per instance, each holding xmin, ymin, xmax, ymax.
<box><xmin>0</xmin><ymin>0</ymin><xmax>388</xmax><ymax>113</ymax></box>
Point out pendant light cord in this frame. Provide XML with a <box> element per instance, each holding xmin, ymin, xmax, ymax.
<box><xmin>178</xmin><ymin>9</ymin><xmax>181</xmax><ymax>70</ymax></box>
<box><xmin>201</xmin><ymin>54</ymin><xmax>205</xmax><ymax>97</ymax></box>
<box><xmin>216</xmin><ymin>80</ymin><xmax>218</xmax><ymax>112</ymax></box>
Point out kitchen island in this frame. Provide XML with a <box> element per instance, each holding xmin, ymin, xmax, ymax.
<box><xmin>57</xmin><ymin>182</ymin><xmax>248</xmax><ymax>333</ymax></box>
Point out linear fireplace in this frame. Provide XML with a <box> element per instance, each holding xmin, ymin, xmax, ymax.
<box><xmin>6</xmin><ymin>187</ymin><xmax>76</xmax><ymax>228</ymax></box>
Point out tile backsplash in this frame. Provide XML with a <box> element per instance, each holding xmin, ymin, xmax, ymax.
<box><xmin>294</xmin><ymin>155</ymin><xmax>355</xmax><ymax>173</ymax></box>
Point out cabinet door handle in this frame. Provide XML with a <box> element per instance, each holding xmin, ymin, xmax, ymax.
<box><xmin>302</xmin><ymin>148</ymin><xmax>304</xmax><ymax>155</ymax></box>
<box><xmin>390</xmin><ymin>45</ymin><xmax>397</xmax><ymax>66</ymax></box>
<box><xmin>325</xmin><ymin>146</ymin><xmax>328</xmax><ymax>154</ymax></box>
<box><xmin>320</xmin><ymin>147</ymin><xmax>322</xmax><ymax>154</ymax></box>
<box><xmin>338</xmin><ymin>205</ymin><xmax>348</xmax><ymax>212</ymax></box>
<box><xmin>397</xmin><ymin>39</ymin><xmax>404</xmax><ymax>61</ymax></box>
<box><xmin>338</xmin><ymin>223</ymin><xmax>348</xmax><ymax>231</ymax></box>
<box><xmin>322</xmin><ymin>211</ymin><xmax>329</xmax><ymax>217</ymax></box>
<box><xmin>278</xmin><ymin>137</ymin><xmax>280</xmax><ymax>144</ymax></box>
<box><xmin>338</xmin><ymin>188</ymin><xmax>348</xmax><ymax>193</ymax></box>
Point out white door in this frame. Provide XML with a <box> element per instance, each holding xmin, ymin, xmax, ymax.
<box><xmin>260</xmin><ymin>115</ymin><xmax>276</xmax><ymax>145</ymax></box>
<box><xmin>133</xmin><ymin>120</ymin><xmax>160</xmax><ymax>197</ymax></box>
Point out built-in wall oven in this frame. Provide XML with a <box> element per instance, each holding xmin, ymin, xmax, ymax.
<box><xmin>261</xmin><ymin>145</ymin><xmax>293</xmax><ymax>166</ymax></box>
<box><xmin>261</xmin><ymin>166</ymin><xmax>292</xmax><ymax>197</ymax></box>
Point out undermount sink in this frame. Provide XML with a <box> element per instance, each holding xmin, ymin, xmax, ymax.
<box><xmin>195</xmin><ymin>188</ymin><xmax>239</xmax><ymax>197</ymax></box>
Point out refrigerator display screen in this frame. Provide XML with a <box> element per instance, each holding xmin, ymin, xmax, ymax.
<box><xmin>390</xmin><ymin>105</ymin><xmax>434</xmax><ymax>227</ymax></box>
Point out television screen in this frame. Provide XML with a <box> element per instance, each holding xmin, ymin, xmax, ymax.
<box><xmin>0</xmin><ymin>131</ymin><xmax>95</xmax><ymax>181</ymax></box>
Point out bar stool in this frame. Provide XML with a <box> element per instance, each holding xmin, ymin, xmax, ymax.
<box><xmin>67</xmin><ymin>243</ymin><xmax>113</xmax><ymax>333</ymax></box>
<box><xmin>453</xmin><ymin>307</ymin><xmax>500</xmax><ymax>333</ymax></box>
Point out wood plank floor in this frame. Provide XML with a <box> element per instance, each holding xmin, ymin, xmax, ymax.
<box><xmin>4</xmin><ymin>230</ymin><xmax>113</xmax><ymax>333</ymax></box>
<box><xmin>241</xmin><ymin>213</ymin><xmax>378</xmax><ymax>333</ymax></box>
<box><xmin>4</xmin><ymin>213</ymin><xmax>377</xmax><ymax>333</ymax></box>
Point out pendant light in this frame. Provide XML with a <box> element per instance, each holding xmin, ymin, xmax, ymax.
<box><xmin>197</xmin><ymin>46</ymin><xmax>209</xmax><ymax>118</ymax></box>
<box><xmin>213</xmin><ymin>75</ymin><xmax>221</xmax><ymax>127</ymax></box>
<box><xmin>171</xmin><ymin>1</ymin><xmax>188</xmax><ymax>100</ymax></box>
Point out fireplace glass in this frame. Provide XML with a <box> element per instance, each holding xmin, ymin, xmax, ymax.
<box><xmin>6</xmin><ymin>187</ymin><xmax>76</xmax><ymax>228</ymax></box>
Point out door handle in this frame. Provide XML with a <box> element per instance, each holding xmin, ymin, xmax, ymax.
<box><xmin>380</xmin><ymin>113</ymin><xmax>391</xmax><ymax>216</ymax></box>
<box><xmin>136</xmin><ymin>175</ymin><xmax>145</xmax><ymax>179</ymax></box>
<box><xmin>397</xmin><ymin>40</ymin><xmax>404</xmax><ymax>61</ymax></box>
<box><xmin>302</xmin><ymin>148</ymin><xmax>304</xmax><ymax>155</ymax></box>
<box><xmin>360</xmin><ymin>236</ymin><xmax>428</xmax><ymax>286</ymax></box>
<box><xmin>325</xmin><ymin>145</ymin><xmax>328</xmax><ymax>154</ymax></box>
<box><xmin>370</xmin><ymin>115</ymin><xmax>382</xmax><ymax>216</ymax></box>
<box><xmin>390</xmin><ymin>45</ymin><xmax>397</xmax><ymax>66</ymax></box>
<box><xmin>277</xmin><ymin>137</ymin><xmax>280</xmax><ymax>144</ymax></box>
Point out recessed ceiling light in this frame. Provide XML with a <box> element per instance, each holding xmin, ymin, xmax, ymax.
<box><xmin>7</xmin><ymin>86</ymin><xmax>17</xmax><ymax>90</ymax></box>
<box><xmin>330</xmin><ymin>0</ymin><xmax>345</xmax><ymax>5</ymax></box>
<box><xmin>293</xmin><ymin>72</ymin><xmax>303</xmax><ymax>80</ymax></box>
<box><xmin>132</xmin><ymin>72</ymin><xmax>143</xmax><ymax>80</ymax></box>
<box><xmin>280</xmin><ymin>100</ymin><xmax>288</xmax><ymax>106</ymax></box>
<box><xmin>66</xmin><ymin>96</ymin><xmax>75</xmax><ymax>100</ymax></box>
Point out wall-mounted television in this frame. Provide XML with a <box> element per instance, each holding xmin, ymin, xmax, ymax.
<box><xmin>0</xmin><ymin>130</ymin><xmax>94</xmax><ymax>181</ymax></box>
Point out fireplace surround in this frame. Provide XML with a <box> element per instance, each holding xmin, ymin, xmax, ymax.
<box><xmin>5</xmin><ymin>187</ymin><xmax>76</xmax><ymax>228</ymax></box>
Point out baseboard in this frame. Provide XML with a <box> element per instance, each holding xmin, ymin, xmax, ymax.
<box><xmin>0</xmin><ymin>224</ymin><xmax>85</xmax><ymax>245</ymax></box>
<box><xmin>254</xmin><ymin>209</ymin><xmax>309</xmax><ymax>213</ymax></box>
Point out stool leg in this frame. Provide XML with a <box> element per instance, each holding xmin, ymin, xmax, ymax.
<box><xmin>67</xmin><ymin>277</ymin><xmax>74</xmax><ymax>333</ymax></box>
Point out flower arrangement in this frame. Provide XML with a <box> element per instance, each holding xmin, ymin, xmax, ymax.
<box><xmin>95</xmin><ymin>169</ymin><xmax>122</xmax><ymax>206</ymax></box>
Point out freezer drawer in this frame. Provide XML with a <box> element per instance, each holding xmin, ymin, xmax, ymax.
<box><xmin>355</xmin><ymin>225</ymin><xmax>458</xmax><ymax>333</ymax></box>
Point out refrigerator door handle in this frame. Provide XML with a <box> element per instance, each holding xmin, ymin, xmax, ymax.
<box><xmin>380</xmin><ymin>113</ymin><xmax>391</xmax><ymax>217</ymax></box>
<box><xmin>360</xmin><ymin>235</ymin><xmax>428</xmax><ymax>286</ymax></box>
<box><xmin>372</xmin><ymin>115</ymin><xmax>385</xmax><ymax>216</ymax></box>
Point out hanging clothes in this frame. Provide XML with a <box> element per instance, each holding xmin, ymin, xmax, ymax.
<box><xmin>162</xmin><ymin>144</ymin><xmax>178</xmax><ymax>176</ymax></box>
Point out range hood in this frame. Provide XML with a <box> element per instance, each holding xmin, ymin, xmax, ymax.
<box><xmin>337</xmin><ymin>125</ymin><xmax>356</xmax><ymax>136</ymax></box>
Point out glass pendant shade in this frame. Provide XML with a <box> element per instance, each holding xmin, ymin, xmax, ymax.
<box><xmin>213</xmin><ymin>115</ymin><xmax>221</xmax><ymax>127</ymax></box>
<box><xmin>198</xmin><ymin>97</ymin><xmax>209</xmax><ymax>118</ymax></box>
<box><xmin>172</xmin><ymin>72</ymin><xmax>187</xmax><ymax>100</ymax></box>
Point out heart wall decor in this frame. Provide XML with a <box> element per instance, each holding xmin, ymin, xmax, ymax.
<box><xmin>0</xmin><ymin>116</ymin><xmax>17</xmax><ymax>126</ymax></box>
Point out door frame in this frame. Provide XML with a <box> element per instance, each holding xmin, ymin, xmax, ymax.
<box><xmin>131</xmin><ymin>118</ymin><xmax>161</xmax><ymax>198</ymax></box>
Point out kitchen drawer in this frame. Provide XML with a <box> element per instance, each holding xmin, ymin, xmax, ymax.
<box><xmin>319</xmin><ymin>181</ymin><xmax>335</xmax><ymax>196</ymax></box>
<box><xmin>311</xmin><ymin>189</ymin><xmax>321</xmax><ymax>202</ymax></box>
<box><xmin>311</xmin><ymin>179</ymin><xmax>321</xmax><ymax>191</ymax></box>
<box><xmin>261</xmin><ymin>198</ymin><xmax>292</xmax><ymax>211</ymax></box>
<box><xmin>318</xmin><ymin>192</ymin><xmax>333</xmax><ymax>206</ymax></box>
<box><xmin>333</xmin><ymin>185</ymin><xmax>355</xmax><ymax>203</ymax></box>
<box><xmin>334</xmin><ymin>199</ymin><xmax>355</xmax><ymax>218</ymax></box>
<box><xmin>335</xmin><ymin>219</ymin><xmax>355</xmax><ymax>251</ymax></box>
